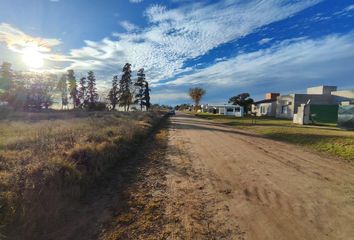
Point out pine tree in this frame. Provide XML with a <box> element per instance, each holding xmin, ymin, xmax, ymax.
<box><xmin>67</xmin><ymin>69</ymin><xmax>79</xmax><ymax>108</ymax></box>
<box><xmin>57</xmin><ymin>74</ymin><xmax>68</xmax><ymax>110</ymax></box>
<box><xmin>134</xmin><ymin>68</ymin><xmax>145</xmax><ymax>111</ymax></box>
<box><xmin>143</xmin><ymin>81</ymin><xmax>151</xmax><ymax>111</ymax></box>
<box><xmin>86</xmin><ymin>71</ymin><xmax>98</xmax><ymax>109</ymax></box>
<box><xmin>118</xmin><ymin>63</ymin><xmax>133</xmax><ymax>111</ymax></box>
<box><xmin>78</xmin><ymin>77</ymin><xmax>87</xmax><ymax>109</ymax></box>
<box><xmin>108</xmin><ymin>75</ymin><xmax>119</xmax><ymax>110</ymax></box>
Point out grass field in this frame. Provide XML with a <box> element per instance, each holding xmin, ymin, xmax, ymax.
<box><xmin>0</xmin><ymin>110</ymin><xmax>164</xmax><ymax>238</ymax></box>
<box><xmin>196</xmin><ymin>113</ymin><xmax>354</xmax><ymax>161</ymax></box>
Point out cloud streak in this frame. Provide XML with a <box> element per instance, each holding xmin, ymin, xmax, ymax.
<box><xmin>162</xmin><ymin>32</ymin><xmax>354</xmax><ymax>103</ymax></box>
<box><xmin>0</xmin><ymin>23</ymin><xmax>61</xmax><ymax>54</ymax></box>
<box><xmin>62</xmin><ymin>0</ymin><xmax>322</xmax><ymax>81</ymax></box>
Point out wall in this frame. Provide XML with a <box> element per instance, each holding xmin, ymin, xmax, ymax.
<box><xmin>265</xmin><ymin>93</ymin><xmax>280</xmax><ymax>100</ymax></box>
<box><xmin>307</xmin><ymin>86</ymin><xmax>337</xmax><ymax>95</ymax></box>
<box><xmin>310</xmin><ymin>105</ymin><xmax>338</xmax><ymax>124</ymax></box>
<box><xmin>256</xmin><ymin>102</ymin><xmax>276</xmax><ymax>117</ymax></box>
<box><xmin>331</xmin><ymin>90</ymin><xmax>354</xmax><ymax>104</ymax></box>
<box><xmin>276</xmin><ymin>95</ymin><xmax>295</xmax><ymax>119</ymax></box>
<box><xmin>294</xmin><ymin>94</ymin><xmax>333</xmax><ymax>114</ymax></box>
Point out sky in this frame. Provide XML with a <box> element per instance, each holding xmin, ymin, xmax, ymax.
<box><xmin>0</xmin><ymin>0</ymin><xmax>354</xmax><ymax>105</ymax></box>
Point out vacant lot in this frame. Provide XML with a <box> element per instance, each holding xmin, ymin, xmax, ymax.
<box><xmin>0</xmin><ymin>110</ymin><xmax>163</xmax><ymax>239</ymax></box>
<box><xmin>196</xmin><ymin>113</ymin><xmax>354</xmax><ymax>161</ymax></box>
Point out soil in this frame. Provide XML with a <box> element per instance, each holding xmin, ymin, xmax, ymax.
<box><xmin>47</xmin><ymin>112</ymin><xmax>354</xmax><ymax>240</ymax></box>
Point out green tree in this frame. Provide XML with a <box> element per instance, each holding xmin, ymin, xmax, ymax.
<box><xmin>86</xmin><ymin>71</ymin><xmax>99</xmax><ymax>109</ymax></box>
<box><xmin>143</xmin><ymin>81</ymin><xmax>151</xmax><ymax>111</ymax></box>
<box><xmin>108</xmin><ymin>75</ymin><xmax>119</xmax><ymax>110</ymax></box>
<box><xmin>188</xmin><ymin>87</ymin><xmax>206</xmax><ymax>111</ymax></box>
<box><xmin>3</xmin><ymin>82</ymin><xmax>27</xmax><ymax>110</ymax></box>
<box><xmin>228</xmin><ymin>93</ymin><xmax>254</xmax><ymax>113</ymax></box>
<box><xmin>134</xmin><ymin>68</ymin><xmax>145</xmax><ymax>111</ymax></box>
<box><xmin>78</xmin><ymin>77</ymin><xmax>87</xmax><ymax>108</ymax></box>
<box><xmin>57</xmin><ymin>74</ymin><xmax>68</xmax><ymax>109</ymax></box>
<box><xmin>67</xmin><ymin>69</ymin><xmax>79</xmax><ymax>108</ymax></box>
<box><xmin>0</xmin><ymin>62</ymin><xmax>13</xmax><ymax>91</ymax></box>
<box><xmin>118</xmin><ymin>63</ymin><xmax>133</xmax><ymax>111</ymax></box>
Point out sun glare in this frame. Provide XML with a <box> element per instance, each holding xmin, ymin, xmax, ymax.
<box><xmin>22</xmin><ymin>46</ymin><xmax>44</xmax><ymax>69</ymax></box>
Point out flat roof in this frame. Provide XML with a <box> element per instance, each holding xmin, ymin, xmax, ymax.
<box><xmin>202</xmin><ymin>104</ymin><xmax>242</xmax><ymax>107</ymax></box>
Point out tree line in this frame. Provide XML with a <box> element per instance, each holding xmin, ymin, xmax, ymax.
<box><xmin>0</xmin><ymin>62</ymin><xmax>151</xmax><ymax>111</ymax></box>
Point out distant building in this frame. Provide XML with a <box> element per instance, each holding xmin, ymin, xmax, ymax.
<box><xmin>275</xmin><ymin>85</ymin><xmax>354</xmax><ymax>119</ymax></box>
<box><xmin>252</xmin><ymin>93</ymin><xmax>279</xmax><ymax>117</ymax></box>
<box><xmin>201</xmin><ymin>104</ymin><xmax>244</xmax><ymax>117</ymax></box>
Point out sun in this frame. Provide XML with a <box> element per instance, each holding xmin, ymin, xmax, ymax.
<box><xmin>22</xmin><ymin>46</ymin><xmax>44</xmax><ymax>69</ymax></box>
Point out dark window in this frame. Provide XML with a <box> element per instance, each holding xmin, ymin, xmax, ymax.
<box><xmin>235</xmin><ymin>107</ymin><xmax>240</xmax><ymax>112</ymax></box>
<box><xmin>226</xmin><ymin>108</ymin><xmax>234</xmax><ymax>112</ymax></box>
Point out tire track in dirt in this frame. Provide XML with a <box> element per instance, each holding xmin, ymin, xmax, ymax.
<box><xmin>163</xmin><ymin>124</ymin><xmax>245</xmax><ymax>240</ymax></box>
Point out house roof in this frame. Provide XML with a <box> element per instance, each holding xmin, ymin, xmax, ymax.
<box><xmin>202</xmin><ymin>104</ymin><xmax>243</xmax><ymax>108</ymax></box>
<box><xmin>253</xmin><ymin>99</ymin><xmax>276</xmax><ymax>104</ymax></box>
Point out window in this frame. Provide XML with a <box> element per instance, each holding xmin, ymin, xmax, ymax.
<box><xmin>235</xmin><ymin>107</ymin><xmax>240</xmax><ymax>112</ymax></box>
<box><xmin>226</xmin><ymin>108</ymin><xmax>234</xmax><ymax>112</ymax></box>
<box><xmin>260</xmin><ymin>106</ymin><xmax>265</xmax><ymax>114</ymax></box>
<box><xmin>281</xmin><ymin>105</ymin><xmax>288</xmax><ymax>114</ymax></box>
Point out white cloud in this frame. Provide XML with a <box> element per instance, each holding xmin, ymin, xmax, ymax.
<box><xmin>0</xmin><ymin>23</ymin><xmax>66</xmax><ymax>68</ymax></box>
<box><xmin>344</xmin><ymin>4</ymin><xmax>354</xmax><ymax>12</ymax></box>
<box><xmin>151</xmin><ymin>91</ymin><xmax>189</xmax><ymax>103</ymax></box>
<box><xmin>166</xmin><ymin>32</ymin><xmax>354</xmax><ymax>95</ymax></box>
<box><xmin>258</xmin><ymin>38</ymin><xmax>273</xmax><ymax>45</ymax></box>
<box><xmin>1</xmin><ymin>0</ymin><xmax>331</xmax><ymax>99</ymax></box>
<box><xmin>0</xmin><ymin>23</ymin><xmax>61</xmax><ymax>53</ymax></box>
<box><xmin>120</xmin><ymin>20</ymin><xmax>139</xmax><ymax>32</ymax></box>
<box><xmin>63</xmin><ymin>0</ymin><xmax>322</xmax><ymax>82</ymax></box>
<box><xmin>129</xmin><ymin>0</ymin><xmax>143</xmax><ymax>3</ymax></box>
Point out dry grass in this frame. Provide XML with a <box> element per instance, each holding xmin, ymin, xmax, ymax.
<box><xmin>0</xmin><ymin>110</ymin><xmax>164</xmax><ymax>239</ymax></box>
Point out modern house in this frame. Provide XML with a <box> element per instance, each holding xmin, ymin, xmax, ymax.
<box><xmin>252</xmin><ymin>93</ymin><xmax>280</xmax><ymax>117</ymax></box>
<box><xmin>201</xmin><ymin>104</ymin><xmax>244</xmax><ymax>117</ymax></box>
<box><xmin>275</xmin><ymin>85</ymin><xmax>354</xmax><ymax>119</ymax></box>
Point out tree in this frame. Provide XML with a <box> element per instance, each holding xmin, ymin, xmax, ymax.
<box><xmin>3</xmin><ymin>72</ymin><xmax>55</xmax><ymax>111</ymax></box>
<box><xmin>86</xmin><ymin>71</ymin><xmax>99</xmax><ymax>109</ymax></box>
<box><xmin>0</xmin><ymin>62</ymin><xmax>13</xmax><ymax>91</ymax></box>
<box><xmin>118</xmin><ymin>63</ymin><xmax>133</xmax><ymax>111</ymax></box>
<box><xmin>188</xmin><ymin>87</ymin><xmax>206</xmax><ymax>110</ymax></box>
<box><xmin>57</xmin><ymin>74</ymin><xmax>68</xmax><ymax>110</ymax></box>
<box><xmin>143</xmin><ymin>81</ymin><xmax>151</xmax><ymax>111</ymax></box>
<box><xmin>67</xmin><ymin>69</ymin><xmax>79</xmax><ymax>108</ymax></box>
<box><xmin>77</xmin><ymin>77</ymin><xmax>87</xmax><ymax>109</ymax></box>
<box><xmin>108</xmin><ymin>75</ymin><xmax>119</xmax><ymax>110</ymax></box>
<box><xmin>134</xmin><ymin>68</ymin><xmax>145</xmax><ymax>111</ymax></box>
<box><xmin>228</xmin><ymin>93</ymin><xmax>254</xmax><ymax>113</ymax></box>
<box><xmin>3</xmin><ymin>82</ymin><xmax>27</xmax><ymax>110</ymax></box>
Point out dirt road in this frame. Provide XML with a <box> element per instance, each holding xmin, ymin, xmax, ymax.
<box><xmin>163</xmin><ymin>112</ymin><xmax>354</xmax><ymax>240</ymax></box>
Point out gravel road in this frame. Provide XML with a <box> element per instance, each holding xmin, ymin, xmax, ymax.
<box><xmin>163</xmin><ymin>112</ymin><xmax>354</xmax><ymax>240</ymax></box>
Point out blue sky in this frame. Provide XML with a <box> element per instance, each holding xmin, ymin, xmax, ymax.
<box><xmin>0</xmin><ymin>0</ymin><xmax>354</xmax><ymax>105</ymax></box>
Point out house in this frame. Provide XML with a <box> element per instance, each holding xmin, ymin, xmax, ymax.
<box><xmin>276</xmin><ymin>86</ymin><xmax>340</xmax><ymax>119</ymax></box>
<box><xmin>201</xmin><ymin>104</ymin><xmax>244</xmax><ymax>117</ymax></box>
<box><xmin>252</xmin><ymin>93</ymin><xmax>279</xmax><ymax>117</ymax></box>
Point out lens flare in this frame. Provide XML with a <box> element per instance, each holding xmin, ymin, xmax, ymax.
<box><xmin>22</xmin><ymin>46</ymin><xmax>44</xmax><ymax>69</ymax></box>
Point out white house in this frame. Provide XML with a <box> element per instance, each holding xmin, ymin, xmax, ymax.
<box><xmin>201</xmin><ymin>104</ymin><xmax>244</xmax><ymax>117</ymax></box>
